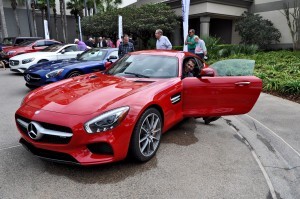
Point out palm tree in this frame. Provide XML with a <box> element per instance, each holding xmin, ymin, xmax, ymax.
<box><xmin>11</xmin><ymin>0</ymin><xmax>25</xmax><ymax>36</ymax></box>
<box><xmin>97</xmin><ymin>0</ymin><xmax>122</xmax><ymax>13</ymax></box>
<box><xmin>31</xmin><ymin>1</ymin><xmax>38</xmax><ymax>37</ymax></box>
<box><xmin>87</xmin><ymin>0</ymin><xmax>94</xmax><ymax>16</ymax></box>
<box><xmin>67</xmin><ymin>0</ymin><xmax>84</xmax><ymax>24</ymax></box>
<box><xmin>59</xmin><ymin>0</ymin><xmax>67</xmax><ymax>42</ymax></box>
<box><xmin>0</xmin><ymin>0</ymin><xmax>8</xmax><ymax>38</ymax></box>
<box><xmin>49</xmin><ymin>0</ymin><xmax>58</xmax><ymax>39</ymax></box>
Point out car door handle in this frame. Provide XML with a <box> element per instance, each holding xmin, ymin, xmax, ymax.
<box><xmin>235</xmin><ymin>82</ymin><xmax>251</xmax><ymax>86</ymax></box>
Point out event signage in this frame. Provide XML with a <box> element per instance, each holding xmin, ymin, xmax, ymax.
<box><xmin>182</xmin><ymin>0</ymin><xmax>190</xmax><ymax>52</ymax></box>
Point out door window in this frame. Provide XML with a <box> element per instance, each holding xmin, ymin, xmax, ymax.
<box><xmin>210</xmin><ymin>59</ymin><xmax>255</xmax><ymax>76</ymax></box>
<box><xmin>35</xmin><ymin>41</ymin><xmax>46</xmax><ymax>47</ymax></box>
<box><xmin>63</xmin><ymin>45</ymin><xmax>78</xmax><ymax>52</ymax></box>
<box><xmin>108</xmin><ymin>50</ymin><xmax>119</xmax><ymax>59</ymax></box>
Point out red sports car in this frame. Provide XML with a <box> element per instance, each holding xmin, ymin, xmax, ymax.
<box><xmin>15</xmin><ymin>50</ymin><xmax>262</xmax><ymax>165</ymax></box>
<box><xmin>4</xmin><ymin>39</ymin><xmax>61</xmax><ymax>59</ymax></box>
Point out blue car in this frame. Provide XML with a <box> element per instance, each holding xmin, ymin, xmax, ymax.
<box><xmin>24</xmin><ymin>48</ymin><xmax>118</xmax><ymax>89</ymax></box>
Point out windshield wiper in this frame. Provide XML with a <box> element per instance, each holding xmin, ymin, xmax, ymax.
<box><xmin>124</xmin><ymin>72</ymin><xmax>150</xmax><ymax>78</ymax></box>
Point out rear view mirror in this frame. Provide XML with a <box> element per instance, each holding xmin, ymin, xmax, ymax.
<box><xmin>200</xmin><ymin>68</ymin><xmax>215</xmax><ymax>77</ymax></box>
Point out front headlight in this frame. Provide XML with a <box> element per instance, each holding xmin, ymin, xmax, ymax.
<box><xmin>46</xmin><ymin>69</ymin><xmax>64</xmax><ymax>78</ymax></box>
<box><xmin>22</xmin><ymin>58</ymin><xmax>35</xmax><ymax>64</ymax></box>
<box><xmin>7</xmin><ymin>51</ymin><xmax>16</xmax><ymax>55</ymax></box>
<box><xmin>84</xmin><ymin>106</ymin><xmax>130</xmax><ymax>133</ymax></box>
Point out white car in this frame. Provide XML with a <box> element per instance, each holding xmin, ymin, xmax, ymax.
<box><xmin>9</xmin><ymin>44</ymin><xmax>84</xmax><ymax>73</ymax></box>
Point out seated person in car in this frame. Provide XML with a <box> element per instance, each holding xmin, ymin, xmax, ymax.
<box><xmin>182</xmin><ymin>59</ymin><xmax>200</xmax><ymax>78</ymax></box>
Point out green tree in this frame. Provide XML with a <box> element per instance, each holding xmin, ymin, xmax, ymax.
<box><xmin>281</xmin><ymin>0</ymin><xmax>300</xmax><ymax>51</ymax></box>
<box><xmin>11</xmin><ymin>0</ymin><xmax>25</xmax><ymax>36</ymax></box>
<box><xmin>67</xmin><ymin>0</ymin><xmax>84</xmax><ymax>23</ymax></box>
<box><xmin>59</xmin><ymin>0</ymin><xmax>68</xmax><ymax>42</ymax></box>
<box><xmin>0</xmin><ymin>0</ymin><xmax>8</xmax><ymax>38</ymax></box>
<box><xmin>82</xmin><ymin>3</ymin><xmax>179</xmax><ymax>49</ymax></box>
<box><xmin>235</xmin><ymin>12</ymin><xmax>281</xmax><ymax>49</ymax></box>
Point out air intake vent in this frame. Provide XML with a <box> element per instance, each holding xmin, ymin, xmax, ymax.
<box><xmin>171</xmin><ymin>93</ymin><xmax>181</xmax><ymax>104</ymax></box>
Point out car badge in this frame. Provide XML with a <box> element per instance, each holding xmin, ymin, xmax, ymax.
<box><xmin>27</xmin><ymin>122</ymin><xmax>43</xmax><ymax>140</ymax></box>
<box><xmin>25</xmin><ymin>74</ymin><xmax>31</xmax><ymax>81</ymax></box>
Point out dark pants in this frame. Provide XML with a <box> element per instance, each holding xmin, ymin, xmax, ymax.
<box><xmin>188</xmin><ymin>49</ymin><xmax>195</xmax><ymax>54</ymax></box>
<box><xmin>196</xmin><ymin>53</ymin><xmax>205</xmax><ymax>60</ymax></box>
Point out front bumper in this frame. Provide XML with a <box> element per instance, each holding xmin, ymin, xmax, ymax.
<box><xmin>16</xmin><ymin>105</ymin><xmax>135</xmax><ymax>165</ymax></box>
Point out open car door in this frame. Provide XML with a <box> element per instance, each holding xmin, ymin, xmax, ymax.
<box><xmin>182</xmin><ymin>59</ymin><xmax>262</xmax><ymax>117</ymax></box>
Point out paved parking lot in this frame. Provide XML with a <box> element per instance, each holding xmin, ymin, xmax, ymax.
<box><xmin>0</xmin><ymin>70</ymin><xmax>299</xmax><ymax>198</ymax></box>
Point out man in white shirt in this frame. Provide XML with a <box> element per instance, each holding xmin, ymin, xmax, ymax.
<box><xmin>155</xmin><ymin>29</ymin><xmax>172</xmax><ymax>50</ymax></box>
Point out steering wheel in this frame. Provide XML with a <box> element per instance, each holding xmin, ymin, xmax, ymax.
<box><xmin>142</xmin><ymin>69</ymin><xmax>155</xmax><ymax>75</ymax></box>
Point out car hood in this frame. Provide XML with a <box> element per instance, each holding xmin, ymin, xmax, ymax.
<box><xmin>10</xmin><ymin>52</ymin><xmax>55</xmax><ymax>60</ymax></box>
<box><xmin>25</xmin><ymin>74</ymin><xmax>162</xmax><ymax>115</ymax></box>
<box><xmin>27</xmin><ymin>59</ymin><xmax>83</xmax><ymax>72</ymax></box>
<box><xmin>27</xmin><ymin>60</ymin><xmax>104</xmax><ymax>73</ymax></box>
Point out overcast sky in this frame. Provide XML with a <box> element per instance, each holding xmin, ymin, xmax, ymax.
<box><xmin>120</xmin><ymin>0</ymin><xmax>137</xmax><ymax>7</ymax></box>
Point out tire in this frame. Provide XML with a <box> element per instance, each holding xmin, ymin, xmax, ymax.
<box><xmin>66</xmin><ymin>71</ymin><xmax>82</xmax><ymax>78</ymax></box>
<box><xmin>130</xmin><ymin>108</ymin><xmax>162</xmax><ymax>162</ymax></box>
<box><xmin>37</xmin><ymin>59</ymin><xmax>49</xmax><ymax>63</ymax></box>
<box><xmin>203</xmin><ymin>116</ymin><xmax>221</xmax><ymax>125</ymax></box>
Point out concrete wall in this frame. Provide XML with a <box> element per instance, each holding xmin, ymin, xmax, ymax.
<box><xmin>253</xmin><ymin>0</ymin><xmax>294</xmax><ymax>48</ymax></box>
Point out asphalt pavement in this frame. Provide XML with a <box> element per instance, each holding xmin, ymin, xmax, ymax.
<box><xmin>0</xmin><ymin>69</ymin><xmax>299</xmax><ymax>198</ymax></box>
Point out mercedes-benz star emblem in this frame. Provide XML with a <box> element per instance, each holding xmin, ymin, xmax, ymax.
<box><xmin>25</xmin><ymin>74</ymin><xmax>31</xmax><ymax>82</ymax></box>
<box><xmin>27</xmin><ymin>122</ymin><xmax>43</xmax><ymax>140</ymax></box>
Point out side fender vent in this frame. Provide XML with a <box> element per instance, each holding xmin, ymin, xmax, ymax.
<box><xmin>171</xmin><ymin>93</ymin><xmax>181</xmax><ymax>104</ymax></box>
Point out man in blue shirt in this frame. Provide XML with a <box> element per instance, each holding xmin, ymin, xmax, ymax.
<box><xmin>118</xmin><ymin>34</ymin><xmax>135</xmax><ymax>58</ymax></box>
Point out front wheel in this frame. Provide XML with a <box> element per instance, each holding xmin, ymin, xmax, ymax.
<box><xmin>66</xmin><ymin>71</ymin><xmax>82</xmax><ymax>78</ymax></box>
<box><xmin>130</xmin><ymin>108</ymin><xmax>162</xmax><ymax>162</ymax></box>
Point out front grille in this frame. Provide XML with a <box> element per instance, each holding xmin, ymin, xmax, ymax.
<box><xmin>24</xmin><ymin>73</ymin><xmax>41</xmax><ymax>82</ymax></box>
<box><xmin>16</xmin><ymin>114</ymin><xmax>73</xmax><ymax>144</ymax></box>
<box><xmin>20</xmin><ymin>138</ymin><xmax>79</xmax><ymax>164</ymax></box>
<box><xmin>10</xmin><ymin>60</ymin><xmax>19</xmax><ymax>66</ymax></box>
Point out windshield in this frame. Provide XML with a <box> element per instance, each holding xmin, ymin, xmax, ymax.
<box><xmin>106</xmin><ymin>54</ymin><xmax>178</xmax><ymax>78</ymax></box>
<box><xmin>210</xmin><ymin>59</ymin><xmax>255</xmax><ymax>76</ymax></box>
<box><xmin>41</xmin><ymin>44</ymin><xmax>64</xmax><ymax>52</ymax></box>
<box><xmin>78</xmin><ymin>49</ymin><xmax>108</xmax><ymax>61</ymax></box>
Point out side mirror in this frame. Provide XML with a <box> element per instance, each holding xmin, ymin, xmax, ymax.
<box><xmin>61</xmin><ymin>49</ymin><xmax>65</xmax><ymax>54</ymax></box>
<box><xmin>76</xmin><ymin>53</ymin><xmax>81</xmax><ymax>58</ymax></box>
<box><xmin>104</xmin><ymin>61</ymin><xmax>113</xmax><ymax>69</ymax></box>
<box><xmin>107</xmin><ymin>55</ymin><xmax>118</xmax><ymax>62</ymax></box>
<box><xmin>200</xmin><ymin>68</ymin><xmax>215</xmax><ymax>77</ymax></box>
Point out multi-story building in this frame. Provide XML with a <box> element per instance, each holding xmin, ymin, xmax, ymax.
<box><xmin>121</xmin><ymin>0</ymin><xmax>294</xmax><ymax>48</ymax></box>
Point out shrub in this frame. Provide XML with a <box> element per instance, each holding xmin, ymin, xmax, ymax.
<box><xmin>235</xmin><ymin>12</ymin><xmax>281</xmax><ymax>49</ymax></box>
